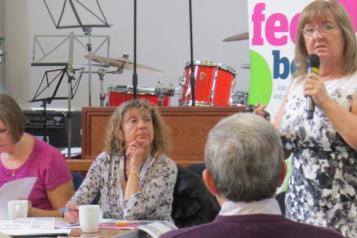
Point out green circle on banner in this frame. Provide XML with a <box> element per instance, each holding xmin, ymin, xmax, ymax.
<box><xmin>248</xmin><ymin>50</ymin><xmax>273</xmax><ymax>105</ymax></box>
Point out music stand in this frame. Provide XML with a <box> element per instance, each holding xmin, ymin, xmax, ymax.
<box><xmin>30</xmin><ymin>66</ymin><xmax>83</xmax><ymax>145</ymax></box>
<box><xmin>31</xmin><ymin>32</ymin><xmax>109</xmax><ymax>158</ymax></box>
<box><xmin>42</xmin><ymin>0</ymin><xmax>111</xmax><ymax>106</ymax></box>
<box><xmin>43</xmin><ymin>0</ymin><xmax>110</xmax><ymax>30</ymax></box>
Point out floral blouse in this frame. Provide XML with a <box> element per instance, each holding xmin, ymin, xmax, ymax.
<box><xmin>280</xmin><ymin>72</ymin><xmax>357</xmax><ymax>237</ymax></box>
<box><xmin>70</xmin><ymin>152</ymin><xmax>178</xmax><ymax>222</ymax></box>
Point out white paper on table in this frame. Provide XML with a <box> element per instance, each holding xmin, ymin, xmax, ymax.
<box><xmin>0</xmin><ymin>177</ymin><xmax>37</xmax><ymax>219</ymax></box>
<box><xmin>55</xmin><ymin>218</ymin><xmax>114</xmax><ymax>229</ymax></box>
<box><xmin>0</xmin><ymin>228</ymin><xmax>70</xmax><ymax>237</ymax></box>
<box><xmin>0</xmin><ymin>217</ymin><xmax>70</xmax><ymax>237</ymax></box>
<box><xmin>0</xmin><ymin>218</ymin><xmax>55</xmax><ymax>230</ymax></box>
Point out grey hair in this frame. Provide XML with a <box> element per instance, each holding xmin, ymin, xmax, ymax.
<box><xmin>204</xmin><ymin>113</ymin><xmax>283</xmax><ymax>202</ymax></box>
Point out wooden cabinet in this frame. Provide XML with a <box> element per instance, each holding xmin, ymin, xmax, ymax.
<box><xmin>66</xmin><ymin>106</ymin><xmax>244</xmax><ymax>171</ymax></box>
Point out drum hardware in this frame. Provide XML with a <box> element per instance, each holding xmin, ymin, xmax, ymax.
<box><xmin>85</xmin><ymin>52</ymin><xmax>164</xmax><ymax>106</ymax></box>
<box><xmin>231</xmin><ymin>91</ymin><xmax>248</xmax><ymax>106</ymax></box>
<box><xmin>223</xmin><ymin>32</ymin><xmax>249</xmax><ymax>42</ymax></box>
<box><xmin>155</xmin><ymin>81</ymin><xmax>175</xmax><ymax>106</ymax></box>
<box><xmin>97</xmin><ymin>69</ymin><xmax>107</xmax><ymax>107</ymax></box>
<box><xmin>84</xmin><ymin>27</ymin><xmax>94</xmax><ymax>106</ymax></box>
<box><xmin>80</xmin><ymin>66</ymin><xmax>126</xmax><ymax>107</ymax></box>
<box><xmin>209</xmin><ymin>65</ymin><xmax>220</xmax><ymax>105</ymax></box>
<box><xmin>156</xmin><ymin>87</ymin><xmax>164</xmax><ymax>107</ymax></box>
<box><xmin>178</xmin><ymin>76</ymin><xmax>186</xmax><ymax>87</ymax></box>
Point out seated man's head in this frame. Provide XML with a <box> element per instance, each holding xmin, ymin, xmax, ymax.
<box><xmin>203</xmin><ymin>113</ymin><xmax>285</xmax><ymax>203</ymax></box>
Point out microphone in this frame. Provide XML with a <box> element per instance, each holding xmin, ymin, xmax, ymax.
<box><xmin>306</xmin><ymin>54</ymin><xmax>320</xmax><ymax>119</ymax></box>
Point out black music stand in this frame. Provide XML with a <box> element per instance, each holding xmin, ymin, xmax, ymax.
<box><xmin>30</xmin><ymin>66</ymin><xmax>84</xmax><ymax>150</ymax></box>
<box><xmin>43</xmin><ymin>0</ymin><xmax>110</xmax><ymax>30</ymax></box>
<box><xmin>31</xmin><ymin>0</ymin><xmax>110</xmax><ymax>157</ymax></box>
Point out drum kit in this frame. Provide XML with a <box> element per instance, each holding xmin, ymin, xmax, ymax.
<box><xmin>86</xmin><ymin>31</ymin><xmax>249</xmax><ymax>107</ymax></box>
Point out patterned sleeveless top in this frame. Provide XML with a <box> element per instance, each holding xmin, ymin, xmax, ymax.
<box><xmin>280</xmin><ymin>72</ymin><xmax>357</xmax><ymax>238</ymax></box>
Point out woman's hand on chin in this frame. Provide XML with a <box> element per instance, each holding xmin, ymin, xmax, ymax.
<box><xmin>126</xmin><ymin>140</ymin><xmax>150</xmax><ymax>171</ymax></box>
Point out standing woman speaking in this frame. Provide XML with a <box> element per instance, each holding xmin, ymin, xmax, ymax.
<box><xmin>275</xmin><ymin>0</ymin><xmax>357</xmax><ymax>237</ymax></box>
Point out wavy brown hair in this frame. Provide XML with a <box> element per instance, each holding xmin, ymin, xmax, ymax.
<box><xmin>294</xmin><ymin>0</ymin><xmax>357</xmax><ymax>77</ymax></box>
<box><xmin>104</xmin><ymin>99</ymin><xmax>171</xmax><ymax>157</ymax></box>
<box><xmin>0</xmin><ymin>94</ymin><xmax>25</xmax><ymax>143</ymax></box>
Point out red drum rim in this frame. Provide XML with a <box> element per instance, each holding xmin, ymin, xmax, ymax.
<box><xmin>184</xmin><ymin>60</ymin><xmax>236</xmax><ymax>76</ymax></box>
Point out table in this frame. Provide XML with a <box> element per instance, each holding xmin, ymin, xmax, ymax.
<box><xmin>68</xmin><ymin>228</ymin><xmax>134</xmax><ymax>237</ymax></box>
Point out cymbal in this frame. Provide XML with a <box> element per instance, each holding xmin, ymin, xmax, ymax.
<box><xmin>84</xmin><ymin>54</ymin><xmax>163</xmax><ymax>73</ymax></box>
<box><xmin>223</xmin><ymin>32</ymin><xmax>249</xmax><ymax>42</ymax></box>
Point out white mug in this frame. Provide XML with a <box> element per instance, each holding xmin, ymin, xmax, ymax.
<box><xmin>78</xmin><ymin>205</ymin><xmax>101</xmax><ymax>233</ymax></box>
<box><xmin>8</xmin><ymin>200</ymin><xmax>29</xmax><ymax>219</ymax></box>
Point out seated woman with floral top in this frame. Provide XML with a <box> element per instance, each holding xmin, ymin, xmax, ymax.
<box><xmin>64</xmin><ymin>99</ymin><xmax>178</xmax><ymax>222</ymax></box>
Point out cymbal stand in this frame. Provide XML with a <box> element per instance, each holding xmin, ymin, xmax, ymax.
<box><xmin>156</xmin><ymin>81</ymin><xmax>164</xmax><ymax>107</ymax></box>
<box><xmin>84</xmin><ymin>27</ymin><xmax>93</xmax><ymax>106</ymax></box>
<box><xmin>66</xmin><ymin>37</ymin><xmax>74</xmax><ymax>159</ymax></box>
<box><xmin>97</xmin><ymin>68</ymin><xmax>107</xmax><ymax>106</ymax></box>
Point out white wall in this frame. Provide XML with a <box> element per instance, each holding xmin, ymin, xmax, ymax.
<box><xmin>4</xmin><ymin>0</ymin><xmax>249</xmax><ymax>110</ymax></box>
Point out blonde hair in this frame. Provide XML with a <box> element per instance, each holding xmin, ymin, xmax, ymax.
<box><xmin>0</xmin><ymin>94</ymin><xmax>25</xmax><ymax>143</ymax></box>
<box><xmin>104</xmin><ymin>99</ymin><xmax>171</xmax><ymax>156</ymax></box>
<box><xmin>294</xmin><ymin>0</ymin><xmax>357</xmax><ymax>77</ymax></box>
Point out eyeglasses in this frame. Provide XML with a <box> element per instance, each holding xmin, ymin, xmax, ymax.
<box><xmin>303</xmin><ymin>23</ymin><xmax>339</xmax><ymax>37</ymax></box>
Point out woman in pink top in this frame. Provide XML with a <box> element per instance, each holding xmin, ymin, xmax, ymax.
<box><xmin>0</xmin><ymin>94</ymin><xmax>73</xmax><ymax>217</ymax></box>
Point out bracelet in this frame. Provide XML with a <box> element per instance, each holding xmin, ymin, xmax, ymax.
<box><xmin>130</xmin><ymin>172</ymin><xmax>140</xmax><ymax>179</ymax></box>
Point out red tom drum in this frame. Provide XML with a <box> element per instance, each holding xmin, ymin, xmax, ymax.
<box><xmin>107</xmin><ymin>85</ymin><xmax>174</xmax><ymax>106</ymax></box>
<box><xmin>179</xmin><ymin>60</ymin><xmax>236</xmax><ymax>106</ymax></box>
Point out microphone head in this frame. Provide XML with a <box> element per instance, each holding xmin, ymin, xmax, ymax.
<box><xmin>307</xmin><ymin>54</ymin><xmax>320</xmax><ymax>68</ymax></box>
